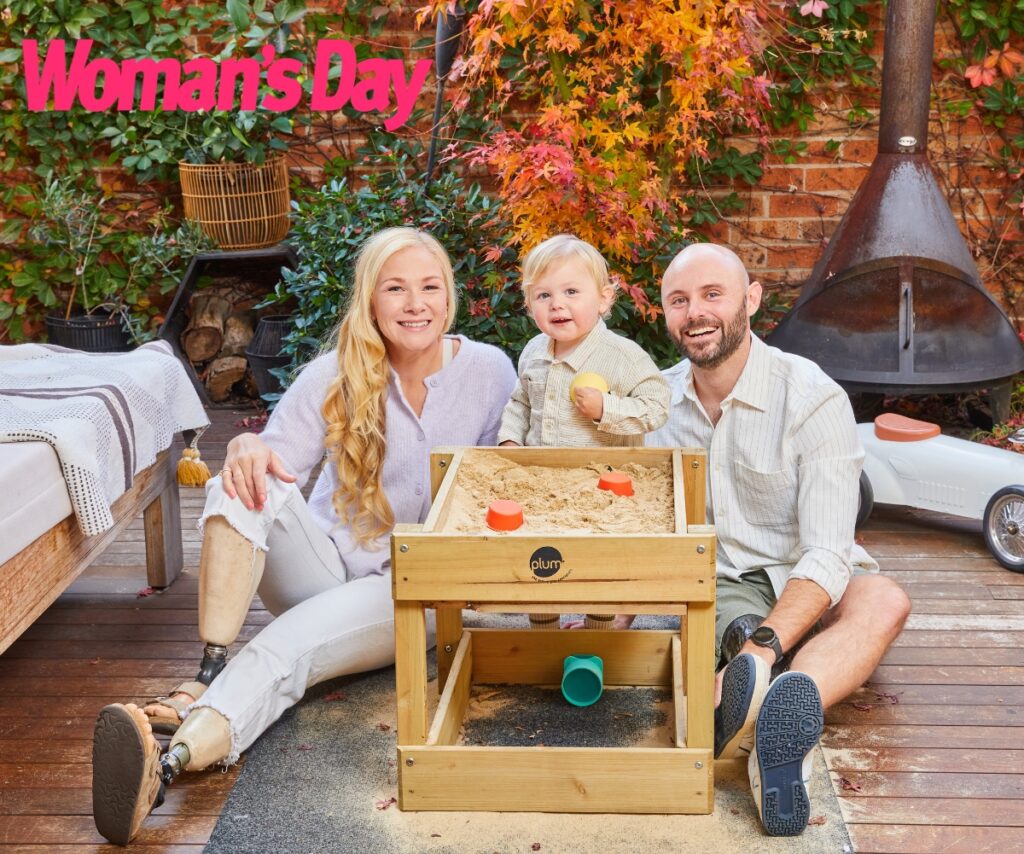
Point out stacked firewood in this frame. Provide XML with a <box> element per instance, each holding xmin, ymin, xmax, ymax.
<box><xmin>181</xmin><ymin>287</ymin><xmax>259</xmax><ymax>402</ymax></box>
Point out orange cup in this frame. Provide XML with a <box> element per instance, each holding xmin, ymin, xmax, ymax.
<box><xmin>486</xmin><ymin>499</ymin><xmax>524</xmax><ymax>531</ymax></box>
<box><xmin>598</xmin><ymin>471</ymin><xmax>634</xmax><ymax>497</ymax></box>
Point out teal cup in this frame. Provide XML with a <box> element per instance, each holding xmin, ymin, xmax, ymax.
<box><xmin>561</xmin><ymin>655</ymin><xmax>604</xmax><ymax>707</ymax></box>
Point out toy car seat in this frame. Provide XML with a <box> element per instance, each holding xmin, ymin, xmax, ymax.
<box><xmin>874</xmin><ymin>413</ymin><xmax>941</xmax><ymax>442</ymax></box>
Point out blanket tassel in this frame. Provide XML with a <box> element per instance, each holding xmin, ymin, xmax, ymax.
<box><xmin>177</xmin><ymin>446</ymin><xmax>212</xmax><ymax>487</ymax></box>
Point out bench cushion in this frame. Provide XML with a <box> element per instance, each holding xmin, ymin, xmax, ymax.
<box><xmin>0</xmin><ymin>442</ymin><xmax>73</xmax><ymax>565</ymax></box>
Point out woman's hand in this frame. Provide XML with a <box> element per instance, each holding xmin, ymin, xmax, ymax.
<box><xmin>221</xmin><ymin>432</ymin><xmax>297</xmax><ymax>511</ymax></box>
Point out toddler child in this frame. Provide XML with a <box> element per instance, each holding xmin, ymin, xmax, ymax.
<box><xmin>498</xmin><ymin>234</ymin><xmax>670</xmax><ymax>630</ymax></box>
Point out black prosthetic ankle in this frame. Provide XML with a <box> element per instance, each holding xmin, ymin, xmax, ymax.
<box><xmin>196</xmin><ymin>643</ymin><xmax>228</xmax><ymax>685</ymax></box>
<box><xmin>159</xmin><ymin>743</ymin><xmax>191</xmax><ymax>785</ymax></box>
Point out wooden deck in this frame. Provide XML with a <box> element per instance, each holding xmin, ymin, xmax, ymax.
<box><xmin>1</xmin><ymin>406</ymin><xmax>1022</xmax><ymax>851</ymax></box>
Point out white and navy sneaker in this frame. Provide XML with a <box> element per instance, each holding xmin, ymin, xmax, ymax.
<box><xmin>715</xmin><ymin>652</ymin><xmax>771</xmax><ymax>759</ymax></box>
<box><xmin>748</xmin><ymin>671</ymin><xmax>823</xmax><ymax>836</ymax></box>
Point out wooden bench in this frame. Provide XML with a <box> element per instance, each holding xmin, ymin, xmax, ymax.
<box><xmin>0</xmin><ymin>447</ymin><xmax>182</xmax><ymax>654</ymax></box>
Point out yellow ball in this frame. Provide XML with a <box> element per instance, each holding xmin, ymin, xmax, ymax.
<box><xmin>569</xmin><ymin>372</ymin><xmax>610</xmax><ymax>404</ymax></box>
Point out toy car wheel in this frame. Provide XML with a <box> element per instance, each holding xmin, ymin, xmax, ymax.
<box><xmin>983</xmin><ymin>486</ymin><xmax>1024</xmax><ymax>573</ymax></box>
<box><xmin>856</xmin><ymin>471</ymin><xmax>874</xmax><ymax>529</ymax></box>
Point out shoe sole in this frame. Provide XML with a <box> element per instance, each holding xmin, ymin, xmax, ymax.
<box><xmin>715</xmin><ymin>654</ymin><xmax>768</xmax><ymax>759</ymax></box>
<box><xmin>92</xmin><ymin>704</ymin><xmax>152</xmax><ymax>846</ymax></box>
<box><xmin>754</xmin><ymin>672</ymin><xmax>823</xmax><ymax>837</ymax></box>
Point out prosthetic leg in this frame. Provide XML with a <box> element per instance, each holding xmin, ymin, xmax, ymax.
<box><xmin>144</xmin><ymin>516</ymin><xmax>265</xmax><ymax>733</ymax></box>
<box><xmin>93</xmin><ymin>518</ymin><xmax>263</xmax><ymax>845</ymax></box>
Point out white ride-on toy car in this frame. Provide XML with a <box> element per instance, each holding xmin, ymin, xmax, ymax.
<box><xmin>857</xmin><ymin>413</ymin><xmax>1024</xmax><ymax>572</ymax></box>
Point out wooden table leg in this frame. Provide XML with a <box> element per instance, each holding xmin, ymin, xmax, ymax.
<box><xmin>395</xmin><ymin>601</ymin><xmax>428</xmax><ymax>745</ymax></box>
<box><xmin>143</xmin><ymin>460</ymin><xmax>183</xmax><ymax>587</ymax></box>
<box><xmin>685</xmin><ymin>600</ymin><xmax>715</xmax><ymax>750</ymax></box>
<box><xmin>435</xmin><ymin>605</ymin><xmax>464</xmax><ymax>692</ymax></box>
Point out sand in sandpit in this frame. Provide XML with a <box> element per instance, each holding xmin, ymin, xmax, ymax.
<box><xmin>442</xmin><ymin>453</ymin><xmax>675</xmax><ymax>534</ymax></box>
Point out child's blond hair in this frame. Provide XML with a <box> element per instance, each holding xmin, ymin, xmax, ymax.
<box><xmin>522</xmin><ymin>235</ymin><xmax>616</xmax><ymax>311</ymax></box>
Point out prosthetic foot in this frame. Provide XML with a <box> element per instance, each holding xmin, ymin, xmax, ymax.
<box><xmin>92</xmin><ymin>704</ymin><xmax>234</xmax><ymax>846</ymax></box>
<box><xmin>92</xmin><ymin>704</ymin><xmax>166</xmax><ymax>846</ymax></box>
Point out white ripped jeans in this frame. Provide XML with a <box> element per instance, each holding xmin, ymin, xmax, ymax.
<box><xmin>188</xmin><ymin>475</ymin><xmax>434</xmax><ymax>764</ymax></box>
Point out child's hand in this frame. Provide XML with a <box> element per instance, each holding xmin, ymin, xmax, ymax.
<box><xmin>573</xmin><ymin>385</ymin><xmax>605</xmax><ymax>421</ymax></box>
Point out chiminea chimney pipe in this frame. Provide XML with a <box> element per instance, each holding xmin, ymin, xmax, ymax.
<box><xmin>878</xmin><ymin>0</ymin><xmax>935</xmax><ymax>154</ymax></box>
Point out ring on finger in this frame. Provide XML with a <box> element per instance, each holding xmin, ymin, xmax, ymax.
<box><xmin>221</xmin><ymin>467</ymin><xmax>232</xmax><ymax>477</ymax></box>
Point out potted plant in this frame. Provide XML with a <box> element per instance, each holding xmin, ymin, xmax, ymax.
<box><xmin>23</xmin><ymin>178</ymin><xmax>214</xmax><ymax>351</ymax></box>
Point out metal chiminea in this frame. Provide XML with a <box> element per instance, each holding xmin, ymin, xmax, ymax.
<box><xmin>766</xmin><ymin>0</ymin><xmax>1024</xmax><ymax>421</ymax></box>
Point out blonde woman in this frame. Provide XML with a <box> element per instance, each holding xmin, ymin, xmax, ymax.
<box><xmin>91</xmin><ymin>228</ymin><xmax>517</xmax><ymax>846</ymax></box>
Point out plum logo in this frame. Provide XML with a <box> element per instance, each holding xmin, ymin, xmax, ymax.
<box><xmin>529</xmin><ymin>546</ymin><xmax>563</xmax><ymax>580</ymax></box>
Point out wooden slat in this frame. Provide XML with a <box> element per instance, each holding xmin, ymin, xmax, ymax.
<box><xmin>826</xmin><ymin>703</ymin><xmax>1023</xmax><ymax>725</ymax></box>
<box><xmin>671</xmin><ymin>635</ymin><xmax>686</xmax><ymax>748</ymax></box>
<box><xmin>825</xmin><ymin>724</ymin><xmax>1024</xmax><ymax>750</ymax></box>
<box><xmin>840</xmin><ymin>797</ymin><xmax>1024</xmax><ymax>827</ymax></box>
<box><xmin>398</xmin><ymin>745</ymin><xmax>713</xmax><ymax>813</ymax></box>
<box><xmin>0</xmin><ymin>815</ymin><xmax>218</xmax><ymax>845</ymax></box>
<box><xmin>434</xmin><ymin>605</ymin><xmax>464</xmax><ymax>691</ymax></box>
<box><xmin>422</xmin><ymin>448</ymin><xmax>464</xmax><ymax>532</ymax></box>
<box><xmin>684</xmin><ymin>601</ymin><xmax>714</xmax><ymax>751</ymax></box>
<box><xmin>851</xmin><ymin>824</ymin><xmax>1024</xmax><ymax>853</ymax></box>
<box><xmin>393</xmin><ymin>602</ymin><xmax>428</xmax><ymax>746</ymax></box>
<box><xmin>391</xmin><ymin>533</ymin><xmax>714</xmax><ymax>603</ymax></box>
<box><xmin>825</xmin><ymin>746</ymin><xmax>1024</xmax><ymax>774</ymax></box>
<box><xmin>829</xmin><ymin>770</ymin><xmax>1024</xmax><ymax>799</ymax></box>
<box><xmin>680</xmin><ymin>451</ymin><xmax>706</xmax><ymax>527</ymax></box>
<box><xmin>426</xmin><ymin>631</ymin><xmax>472</xmax><ymax>747</ymax></box>
<box><xmin>468</xmin><ymin>628</ymin><xmax>672</xmax><ymax>686</ymax></box>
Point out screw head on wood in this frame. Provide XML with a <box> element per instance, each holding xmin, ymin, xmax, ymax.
<box><xmin>444</xmin><ymin>644</ymin><xmax>453</xmax><ymax>653</ymax></box>
<box><xmin>399</xmin><ymin>544</ymin><xmax>409</xmax><ymax>553</ymax></box>
<box><xmin>697</xmin><ymin>544</ymin><xmax>706</xmax><ymax>554</ymax></box>
<box><xmin>695</xmin><ymin>761</ymin><xmax>703</xmax><ymax>769</ymax></box>
<box><xmin>438</xmin><ymin>460</ymin><xmax>447</xmax><ymax>467</ymax></box>
<box><xmin>406</xmin><ymin>758</ymin><xmax>415</xmax><ymax>766</ymax></box>
<box><xmin>691</xmin><ymin>460</ymin><xmax>700</xmax><ymax>468</ymax></box>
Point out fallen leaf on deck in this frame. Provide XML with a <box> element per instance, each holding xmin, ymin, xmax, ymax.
<box><xmin>323</xmin><ymin>691</ymin><xmax>347</xmax><ymax>702</ymax></box>
<box><xmin>874</xmin><ymin>692</ymin><xmax>900</xmax><ymax>705</ymax></box>
<box><xmin>851</xmin><ymin>702</ymin><xmax>873</xmax><ymax>711</ymax></box>
<box><xmin>376</xmin><ymin>722</ymin><xmax>392</xmax><ymax>732</ymax></box>
<box><xmin>297</xmin><ymin>743</ymin><xmax>314</xmax><ymax>751</ymax></box>
<box><xmin>136</xmin><ymin>587</ymin><xmax>157</xmax><ymax>598</ymax></box>
<box><xmin>376</xmin><ymin>797</ymin><xmax>397</xmax><ymax>811</ymax></box>
<box><xmin>839</xmin><ymin>777</ymin><xmax>862</xmax><ymax>792</ymax></box>
<box><xmin>808</xmin><ymin>815</ymin><xmax>827</xmax><ymax>825</ymax></box>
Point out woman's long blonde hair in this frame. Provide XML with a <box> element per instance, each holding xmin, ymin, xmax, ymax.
<box><xmin>321</xmin><ymin>227</ymin><xmax>457</xmax><ymax>547</ymax></box>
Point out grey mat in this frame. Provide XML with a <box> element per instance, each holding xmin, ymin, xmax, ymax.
<box><xmin>205</xmin><ymin>617</ymin><xmax>852</xmax><ymax>853</ymax></box>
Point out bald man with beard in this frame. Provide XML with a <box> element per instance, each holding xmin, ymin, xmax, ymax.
<box><xmin>647</xmin><ymin>244</ymin><xmax>911</xmax><ymax>836</ymax></box>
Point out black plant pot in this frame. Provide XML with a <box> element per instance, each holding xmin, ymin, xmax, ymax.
<box><xmin>45</xmin><ymin>312</ymin><xmax>132</xmax><ymax>352</ymax></box>
<box><xmin>245</xmin><ymin>315</ymin><xmax>293</xmax><ymax>397</ymax></box>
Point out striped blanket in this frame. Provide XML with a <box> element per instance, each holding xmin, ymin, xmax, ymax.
<box><xmin>0</xmin><ymin>341</ymin><xmax>208</xmax><ymax>536</ymax></box>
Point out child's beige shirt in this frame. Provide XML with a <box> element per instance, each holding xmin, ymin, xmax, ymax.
<box><xmin>498</xmin><ymin>320</ymin><xmax>669</xmax><ymax>447</ymax></box>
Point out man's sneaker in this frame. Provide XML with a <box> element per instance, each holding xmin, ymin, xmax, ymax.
<box><xmin>715</xmin><ymin>652</ymin><xmax>770</xmax><ymax>759</ymax></box>
<box><xmin>748</xmin><ymin>671</ymin><xmax>823</xmax><ymax>837</ymax></box>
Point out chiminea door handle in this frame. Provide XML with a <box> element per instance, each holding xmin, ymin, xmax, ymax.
<box><xmin>901</xmin><ymin>282</ymin><xmax>912</xmax><ymax>350</ymax></box>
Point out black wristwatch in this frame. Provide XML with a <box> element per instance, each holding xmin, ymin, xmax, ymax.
<box><xmin>751</xmin><ymin>625</ymin><xmax>784</xmax><ymax>665</ymax></box>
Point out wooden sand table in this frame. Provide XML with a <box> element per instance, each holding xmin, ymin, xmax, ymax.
<box><xmin>391</xmin><ymin>446</ymin><xmax>716</xmax><ymax>815</ymax></box>
<box><xmin>443</xmin><ymin>455</ymin><xmax>675</xmax><ymax>534</ymax></box>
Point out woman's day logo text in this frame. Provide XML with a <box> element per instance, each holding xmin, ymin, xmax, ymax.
<box><xmin>20</xmin><ymin>39</ymin><xmax>431</xmax><ymax>131</ymax></box>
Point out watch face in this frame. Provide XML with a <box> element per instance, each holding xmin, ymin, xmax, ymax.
<box><xmin>752</xmin><ymin>626</ymin><xmax>776</xmax><ymax>644</ymax></box>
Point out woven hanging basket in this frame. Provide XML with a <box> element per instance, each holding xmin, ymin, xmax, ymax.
<box><xmin>179</xmin><ymin>155</ymin><xmax>290</xmax><ymax>250</ymax></box>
